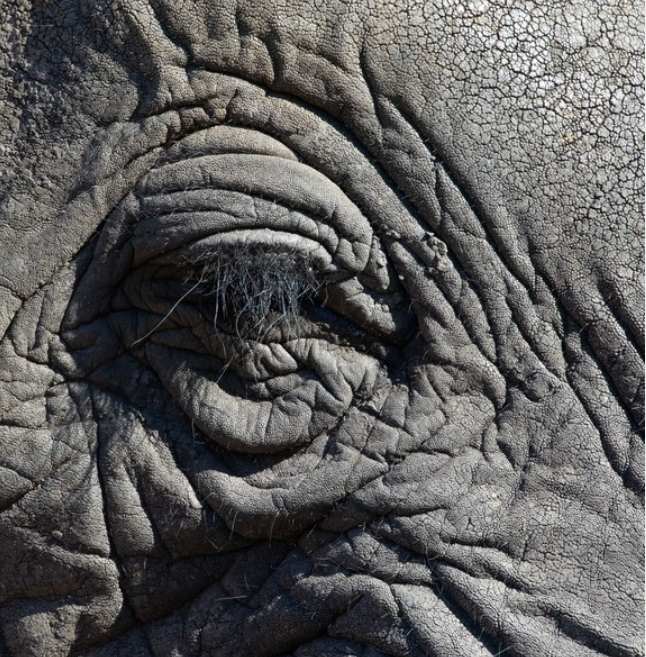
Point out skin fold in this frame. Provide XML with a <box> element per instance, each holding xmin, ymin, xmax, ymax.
<box><xmin>0</xmin><ymin>1</ymin><xmax>643</xmax><ymax>656</ymax></box>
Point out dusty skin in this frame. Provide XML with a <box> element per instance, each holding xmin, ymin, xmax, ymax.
<box><xmin>0</xmin><ymin>1</ymin><xmax>643</xmax><ymax>656</ymax></box>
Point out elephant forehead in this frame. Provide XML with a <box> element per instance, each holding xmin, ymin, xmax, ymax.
<box><xmin>85</xmin><ymin>0</ymin><xmax>642</xmax><ymax>241</ymax></box>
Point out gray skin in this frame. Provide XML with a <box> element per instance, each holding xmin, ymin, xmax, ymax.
<box><xmin>0</xmin><ymin>1</ymin><xmax>643</xmax><ymax>656</ymax></box>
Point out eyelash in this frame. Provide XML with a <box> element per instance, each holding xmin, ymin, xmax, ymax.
<box><xmin>183</xmin><ymin>243</ymin><xmax>325</xmax><ymax>341</ymax></box>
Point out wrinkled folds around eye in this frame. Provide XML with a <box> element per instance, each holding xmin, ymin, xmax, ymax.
<box><xmin>62</xmin><ymin>113</ymin><xmax>423</xmax><ymax>458</ymax></box>
<box><xmin>57</xmin><ymin>71</ymin><xmax>510</xmax><ymax>538</ymax></box>
<box><xmin>123</xmin><ymin>135</ymin><xmax>417</xmax><ymax>346</ymax></box>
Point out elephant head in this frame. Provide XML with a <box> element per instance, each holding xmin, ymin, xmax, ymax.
<box><xmin>0</xmin><ymin>1</ymin><xmax>643</xmax><ymax>655</ymax></box>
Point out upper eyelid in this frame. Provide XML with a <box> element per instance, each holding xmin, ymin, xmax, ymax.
<box><xmin>135</xmin><ymin>153</ymin><xmax>373</xmax><ymax>267</ymax></box>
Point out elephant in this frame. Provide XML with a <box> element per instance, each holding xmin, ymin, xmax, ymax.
<box><xmin>0</xmin><ymin>1</ymin><xmax>643</xmax><ymax>655</ymax></box>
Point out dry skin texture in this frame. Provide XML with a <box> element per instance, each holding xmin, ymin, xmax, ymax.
<box><xmin>0</xmin><ymin>2</ymin><xmax>643</xmax><ymax>657</ymax></box>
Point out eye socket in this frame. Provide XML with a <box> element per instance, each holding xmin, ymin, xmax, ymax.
<box><xmin>64</xmin><ymin>111</ymin><xmax>422</xmax><ymax>375</ymax></box>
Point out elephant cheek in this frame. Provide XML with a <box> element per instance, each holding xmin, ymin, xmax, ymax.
<box><xmin>193</xmin><ymin>405</ymin><xmax>390</xmax><ymax>540</ymax></box>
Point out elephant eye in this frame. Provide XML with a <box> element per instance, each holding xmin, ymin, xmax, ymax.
<box><xmin>183</xmin><ymin>243</ymin><xmax>324</xmax><ymax>341</ymax></box>
<box><xmin>169</xmin><ymin>239</ymin><xmax>411</xmax><ymax>357</ymax></box>
<box><xmin>59</xmin><ymin>86</ymin><xmax>434</xmax><ymax>459</ymax></box>
<box><xmin>63</xmin><ymin>112</ymin><xmax>422</xmax><ymax>416</ymax></box>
